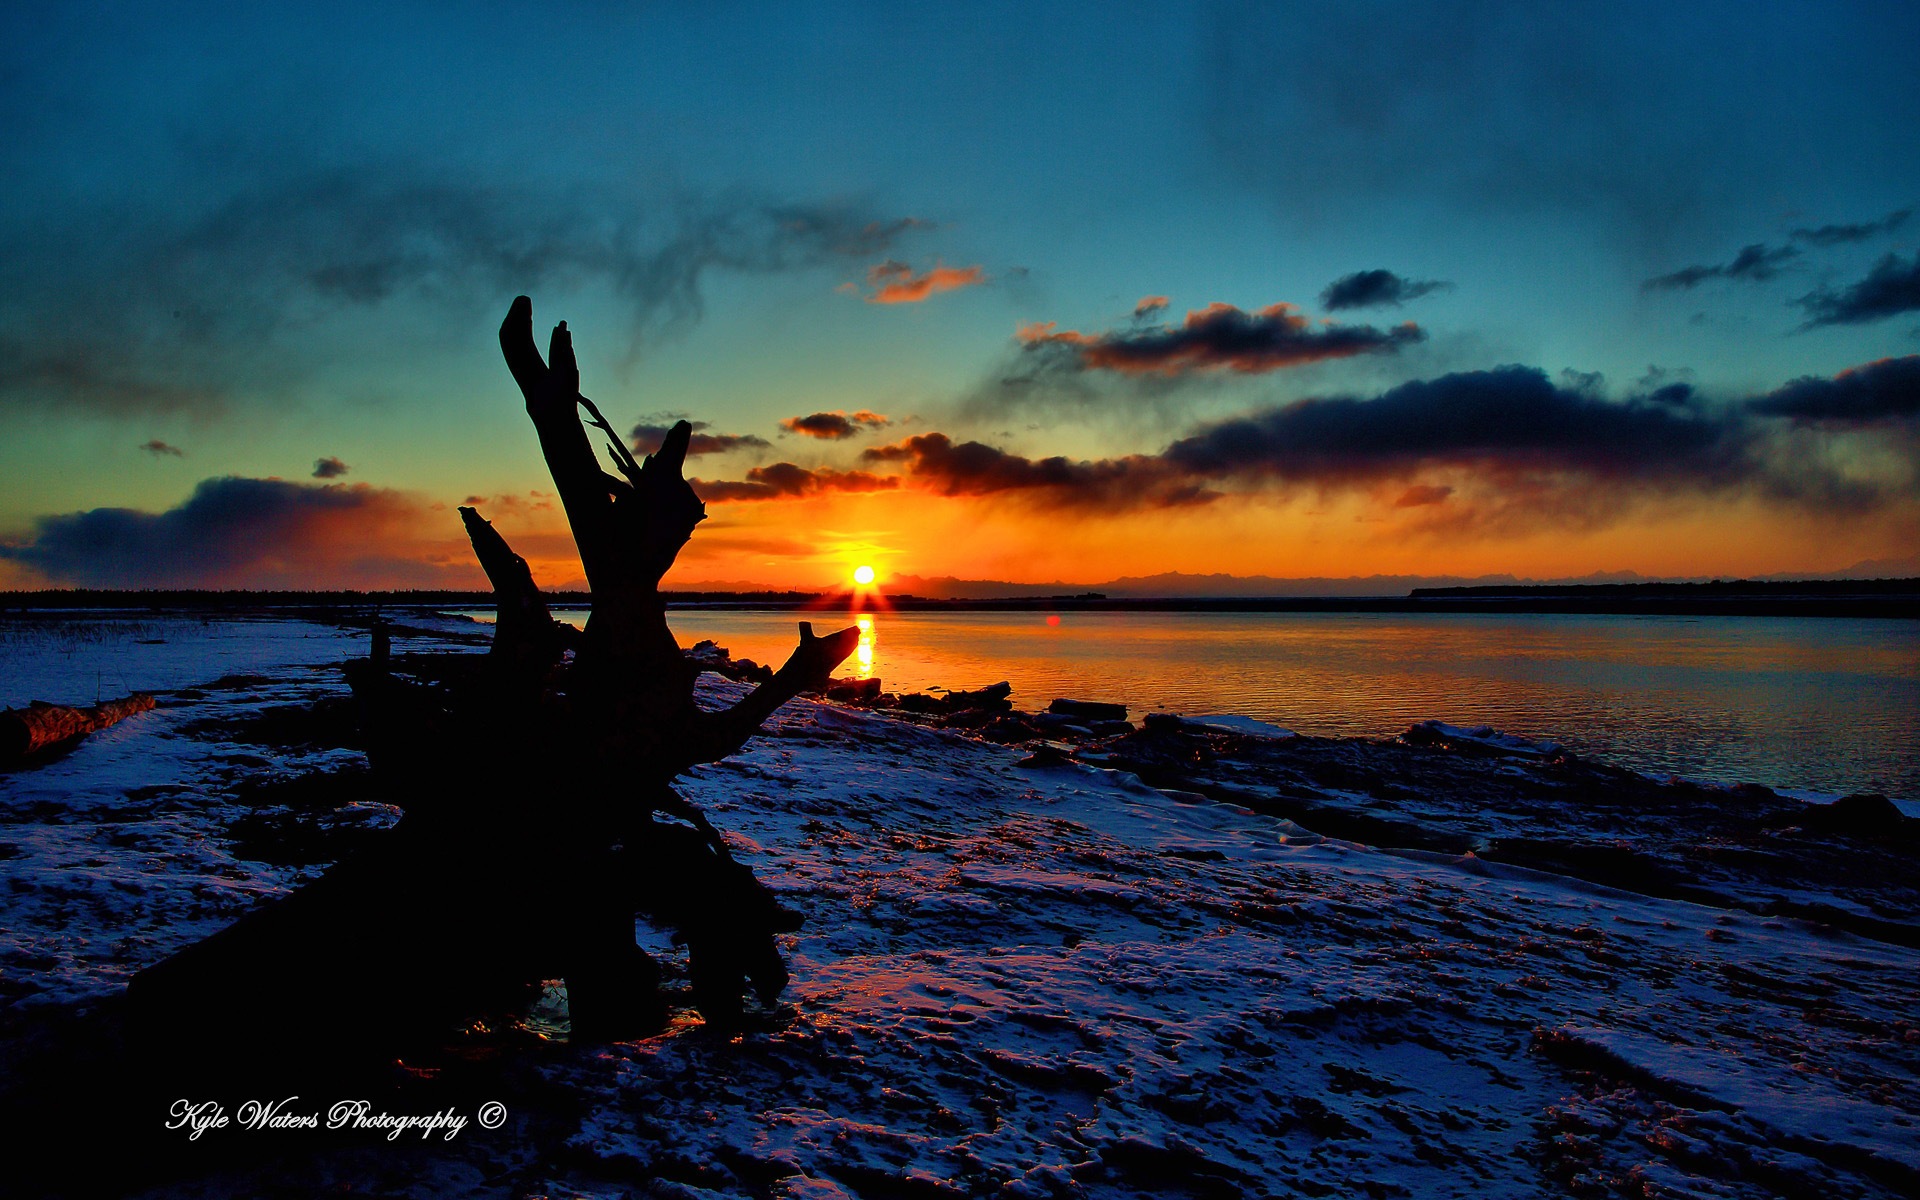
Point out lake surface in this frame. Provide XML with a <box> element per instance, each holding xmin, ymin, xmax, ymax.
<box><xmin>647</xmin><ymin>609</ymin><xmax>1920</xmax><ymax>801</ymax></box>
<box><xmin>5</xmin><ymin>608</ymin><xmax>1915</xmax><ymax>802</ymax></box>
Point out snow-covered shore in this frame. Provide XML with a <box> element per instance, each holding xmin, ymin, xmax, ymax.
<box><xmin>3</xmin><ymin>614</ymin><xmax>1917</xmax><ymax>1198</ymax></box>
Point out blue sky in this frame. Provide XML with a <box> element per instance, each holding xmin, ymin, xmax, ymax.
<box><xmin>3</xmin><ymin>1</ymin><xmax>1916</xmax><ymax>589</ymax></box>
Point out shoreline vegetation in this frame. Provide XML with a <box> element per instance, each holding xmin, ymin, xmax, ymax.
<box><xmin>2</xmin><ymin>576</ymin><xmax>1916</xmax><ymax>618</ymax></box>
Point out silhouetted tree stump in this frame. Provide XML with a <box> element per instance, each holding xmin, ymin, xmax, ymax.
<box><xmin>128</xmin><ymin>298</ymin><xmax>856</xmax><ymax>1076</ymax></box>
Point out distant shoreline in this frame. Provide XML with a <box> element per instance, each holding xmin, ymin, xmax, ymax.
<box><xmin>2</xmin><ymin>579</ymin><xmax>1915</xmax><ymax>619</ymax></box>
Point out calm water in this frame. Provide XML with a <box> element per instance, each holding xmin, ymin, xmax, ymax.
<box><xmin>637</xmin><ymin>609</ymin><xmax>1919</xmax><ymax>801</ymax></box>
<box><xmin>8</xmin><ymin>609</ymin><xmax>1909</xmax><ymax>802</ymax></box>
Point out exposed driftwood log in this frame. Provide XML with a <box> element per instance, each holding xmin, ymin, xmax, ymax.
<box><xmin>1</xmin><ymin>693</ymin><xmax>155</xmax><ymax>762</ymax></box>
<box><xmin>459</xmin><ymin>503</ymin><xmax>577</xmax><ymax>685</ymax></box>
<box><xmin>128</xmin><ymin>297</ymin><xmax>856</xmax><ymax>1078</ymax></box>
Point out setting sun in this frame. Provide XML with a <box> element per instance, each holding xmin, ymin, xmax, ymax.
<box><xmin>853</xmin><ymin>565</ymin><xmax>876</xmax><ymax>586</ymax></box>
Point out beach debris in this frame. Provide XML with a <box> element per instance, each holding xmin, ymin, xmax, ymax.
<box><xmin>129</xmin><ymin>298</ymin><xmax>862</xmax><ymax>1076</ymax></box>
<box><xmin>0</xmin><ymin>693</ymin><xmax>156</xmax><ymax>763</ymax></box>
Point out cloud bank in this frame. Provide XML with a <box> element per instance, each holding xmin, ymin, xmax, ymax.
<box><xmin>0</xmin><ymin>476</ymin><xmax>476</xmax><ymax>589</ymax></box>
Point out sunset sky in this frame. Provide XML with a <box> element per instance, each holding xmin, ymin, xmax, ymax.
<box><xmin>3</xmin><ymin>1</ymin><xmax>1917</xmax><ymax>592</ymax></box>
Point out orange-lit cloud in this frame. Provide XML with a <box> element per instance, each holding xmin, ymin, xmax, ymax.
<box><xmin>864</xmin><ymin>260</ymin><xmax>987</xmax><ymax>304</ymax></box>
<box><xmin>1394</xmin><ymin>484</ymin><xmax>1453</xmax><ymax>507</ymax></box>
<box><xmin>1134</xmin><ymin>295</ymin><xmax>1170</xmax><ymax>317</ymax></box>
<box><xmin>781</xmin><ymin>410</ymin><xmax>891</xmax><ymax>439</ymax></box>
<box><xmin>692</xmin><ymin>462</ymin><xmax>901</xmax><ymax>502</ymax></box>
<box><xmin>862</xmin><ymin>432</ymin><xmax>1215</xmax><ymax>509</ymax></box>
<box><xmin>1017</xmin><ymin>301</ymin><xmax>1424</xmax><ymax>375</ymax></box>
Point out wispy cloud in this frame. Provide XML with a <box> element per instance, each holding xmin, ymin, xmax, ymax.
<box><xmin>0</xmin><ymin>169</ymin><xmax>931</xmax><ymax>416</ymax></box>
<box><xmin>1643</xmin><ymin>243</ymin><xmax>1800</xmax><ymax>291</ymax></box>
<box><xmin>863</xmin><ymin>261</ymin><xmax>988</xmax><ymax>304</ymax></box>
<box><xmin>629</xmin><ymin>421</ymin><xmax>770</xmax><ymax>456</ymax></box>
<box><xmin>139</xmin><ymin>439</ymin><xmax>184</xmax><ymax>458</ymax></box>
<box><xmin>1790</xmin><ymin>207</ymin><xmax>1912</xmax><ymax>247</ymax></box>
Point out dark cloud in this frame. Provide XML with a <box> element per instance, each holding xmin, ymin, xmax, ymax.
<box><xmin>691</xmin><ymin>462</ymin><xmax>899</xmax><ymax>502</ymax></box>
<box><xmin>1016</xmin><ymin>302</ymin><xmax>1424</xmax><ymax>376</ymax></box>
<box><xmin>629</xmin><ymin>421</ymin><xmax>769</xmax><ymax>456</ymax></box>
<box><xmin>311</xmin><ymin>456</ymin><xmax>349</xmax><ymax>479</ymax></box>
<box><xmin>0</xmin><ymin>476</ymin><xmax>473</xmax><ymax>589</ymax></box>
<box><xmin>1320</xmin><ymin>270</ymin><xmax>1452</xmax><ymax>310</ymax></box>
<box><xmin>780</xmin><ymin>410</ymin><xmax>890</xmax><ymax>439</ymax></box>
<box><xmin>872</xmin><ymin>360</ymin><xmax>1916</xmax><ymax>521</ymax></box>
<box><xmin>0</xmin><ymin>170</ymin><xmax>930</xmax><ymax>416</ymax></box>
<box><xmin>1134</xmin><ymin>296</ymin><xmax>1170</xmax><ymax>318</ymax></box>
<box><xmin>1160</xmin><ymin>366</ymin><xmax>1746</xmax><ymax>484</ymax></box>
<box><xmin>1748</xmin><ymin>355</ymin><xmax>1920</xmax><ymax>424</ymax></box>
<box><xmin>861</xmin><ymin>432</ymin><xmax>1215</xmax><ymax>509</ymax></box>
<box><xmin>1796</xmin><ymin>253</ymin><xmax>1920</xmax><ymax>327</ymax></box>
<box><xmin>1643</xmin><ymin>243</ymin><xmax>1799</xmax><ymax>291</ymax></box>
<box><xmin>1790</xmin><ymin>208</ymin><xmax>1912</xmax><ymax>247</ymax></box>
<box><xmin>139</xmin><ymin>439</ymin><xmax>184</xmax><ymax>458</ymax></box>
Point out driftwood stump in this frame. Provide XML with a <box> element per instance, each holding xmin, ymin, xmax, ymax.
<box><xmin>128</xmin><ymin>298</ymin><xmax>857</xmax><ymax>1074</ymax></box>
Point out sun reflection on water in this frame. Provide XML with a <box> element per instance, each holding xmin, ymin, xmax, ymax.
<box><xmin>854</xmin><ymin>613</ymin><xmax>875</xmax><ymax>679</ymax></box>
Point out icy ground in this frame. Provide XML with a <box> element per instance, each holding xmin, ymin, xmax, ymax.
<box><xmin>2</xmin><ymin>614</ymin><xmax>1918</xmax><ymax>1198</ymax></box>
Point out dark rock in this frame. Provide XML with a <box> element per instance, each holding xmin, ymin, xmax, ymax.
<box><xmin>1049</xmin><ymin>698</ymin><xmax>1128</xmax><ymax>722</ymax></box>
<box><xmin>1793</xmin><ymin>793</ymin><xmax>1910</xmax><ymax>841</ymax></box>
<box><xmin>1142</xmin><ymin>712</ymin><xmax>1184</xmax><ymax>733</ymax></box>
<box><xmin>980</xmin><ymin>715</ymin><xmax>1045</xmax><ymax>744</ymax></box>
<box><xmin>1016</xmin><ymin>742</ymin><xmax>1077</xmax><ymax>769</ymax></box>
<box><xmin>947</xmin><ymin>681</ymin><xmax>1014</xmax><ymax>710</ymax></box>
<box><xmin>826</xmin><ymin>677</ymin><xmax>882</xmax><ymax>703</ymax></box>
